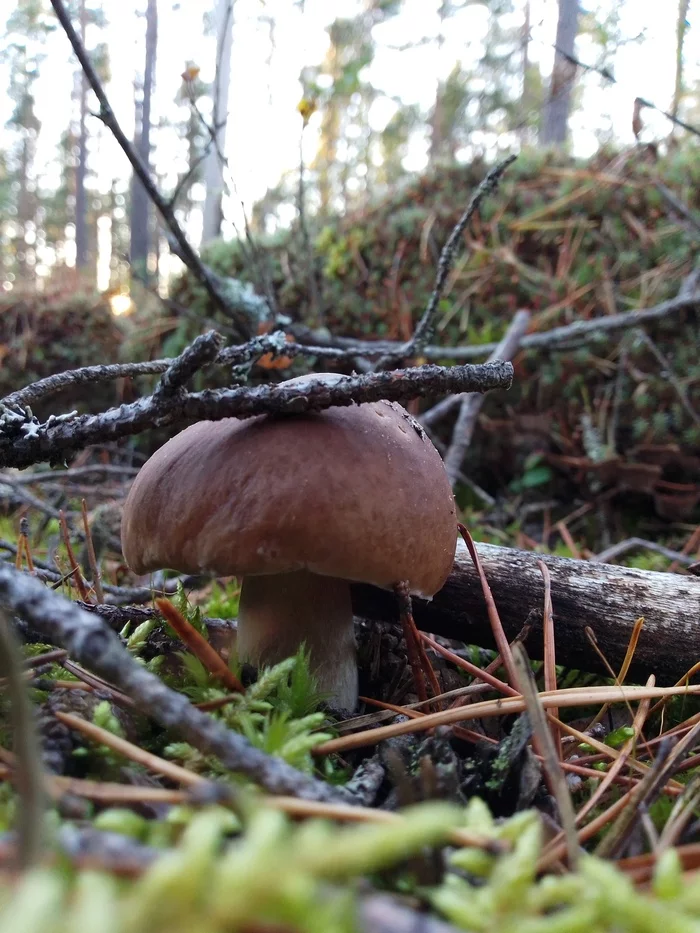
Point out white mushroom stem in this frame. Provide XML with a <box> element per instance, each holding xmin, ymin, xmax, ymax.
<box><xmin>236</xmin><ymin>570</ymin><xmax>358</xmax><ymax>709</ymax></box>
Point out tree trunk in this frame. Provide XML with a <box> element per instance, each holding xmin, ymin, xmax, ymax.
<box><xmin>201</xmin><ymin>0</ymin><xmax>234</xmax><ymax>244</ymax></box>
<box><xmin>428</xmin><ymin>2</ymin><xmax>447</xmax><ymax>164</ymax></box>
<box><xmin>75</xmin><ymin>0</ymin><xmax>89</xmax><ymax>272</ymax></box>
<box><xmin>671</xmin><ymin>0</ymin><xmax>690</xmax><ymax>122</ymax></box>
<box><xmin>540</xmin><ymin>0</ymin><xmax>580</xmax><ymax>146</ymax></box>
<box><xmin>351</xmin><ymin>540</ymin><xmax>700</xmax><ymax>685</ymax></box>
<box><xmin>130</xmin><ymin>0</ymin><xmax>158</xmax><ymax>278</ymax></box>
<box><xmin>518</xmin><ymin>0</ymin><xmax>531</xmax><ymax>142</ymax></box>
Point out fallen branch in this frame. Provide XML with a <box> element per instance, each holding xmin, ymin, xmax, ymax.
<box><xmin>442</xmin><ymin>309</ymin><xmax>530</xmax><ymax>483</ymax></box>
<box><xmin>0</xmin><ymin>360</ymin><xmax>513</xmax><ymax>470</ymax></box>
<box><xmin>0</xmin><ymin>563</ymin><xmax>352</xmax><ymax>803</ymax></box>
<box><xmin>351</xmin><ymin>539</ymin><xmax>700</xmax><ymax>684</ymax></box>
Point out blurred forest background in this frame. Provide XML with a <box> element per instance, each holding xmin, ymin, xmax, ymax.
<box><xmin>2</xmin><ymin>0</ymin><xmax>700</xmax><ymax>557</ymax></box>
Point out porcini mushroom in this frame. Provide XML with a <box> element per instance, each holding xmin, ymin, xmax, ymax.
<box><xmin>121</xmin><ymin>373</ymin><xmax>457</xmax><ymax>709</ymax></box>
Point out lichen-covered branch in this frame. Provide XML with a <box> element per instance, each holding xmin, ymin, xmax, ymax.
<box><xmin>0</xmin><ymin>563</ymin><xmax>352</xmax><ymax>803</ymax></box>
<box><xmin>1</xmin><ymin>361</ymin><xmax>172</xmax><ymax>411</ymax></box>
<box><xmin>153</xmin><ymin>331</ymin><xmax>224</xmax><ymax>400</ymax></box>
<box><xmin>0</xmin><ymin>361</ymin><xmax>513</xmax><ymax>470</ymax></box>
<box><xmin>1</xmin><ymin>334</ymin><xmax>368</xmax><ymax>413</ymax></box>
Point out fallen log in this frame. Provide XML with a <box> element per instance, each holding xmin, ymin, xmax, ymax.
<box><xmin>351</xmin><ymin>540</ymin><xmax>700</xmax><ymax>685</ymax></box>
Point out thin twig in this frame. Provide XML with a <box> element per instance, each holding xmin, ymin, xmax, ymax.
<box><xmin>374</xmin><ymin>155</ymin><xmax>517</xmax><ymax>368</ymax></box>
<box><xmin>153</xmin><ymin>331</ymin><xmax>224</xmax><ymax>400</ymax></box>
<box><xmin>48</xmin><ymin>0</ymin><xmax>264</xmax><ymax>339</ymax></box>
<box><xmin>59</xmin><ymin>509</ymin><xmax>90</xmax><ymax>602</ymax></box>
<box><xmin>327</xmin><ymin>290</ymin><xmax>700</xmax><ymax>365</ymax></box>
<box><xmin>155</xmin><ymin>597</ymin><xmax>244</xmax><ymax>693</ymax></box>
<box><xmin>538</xmin><ymin>559</ymin><xmax>559</xmax><ymax>757</ymax></box>
<box><xmin>314</xmin><ymin>683</ymin><xmax>700</xmax><ymax>756</ymax></box>
<box><xmin>80</xmin><ymin>500</ymin><xmax>104</xmax><ymax>604</ymax></box>
<box><xmin>0</xmin><ymin>360</ymin><xmax>513</xmax><ymax>470</ymax></box>
<box><xmin>458</xmin><ymin>524</ymin><xmax>519</xmax><ymax>688</ymax></box>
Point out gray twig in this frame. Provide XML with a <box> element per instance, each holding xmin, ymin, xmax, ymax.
<box><xmin>323</xmin><ymin>291</ymin><xmax>700</xmax><ymax>363</ymax></box>
<box><xmin>442</xmin><ymin>310</ymin><xmax>531</xmax><ymax>485</ymax></box>
<box><xmin>154</xmin><ymin>331</ymin><xmax>224</xmax><ymax>400</ymax></box>
<box><xmin>1</xmin><ymin>337</ymin><xmax>362</xmax><ymax>413</ymax></box>
<box><xmin>634</xmin><ymin>328</ymin><xmax>700</xmax><ymax>429</ymax></box>
<box><xmin>0</xmin><ymin>361</ymin><xmax>513</xmax><ymax>471</ymax></box>
<box><xmin>0</xmin><ymin>563</ymin><xmax>352</xmax><ymax>803</ymax></box>
<box><xmin>2</xmin><ymin>361</ymin><xmax>174</xmax><ymax>411</ymax></box>
<box><xmin>4</xmin><ymin>465</ymin><xmax>139</xmax><ymax>485</ymax></box>
<box><xmin>592</xmin><ymin>537</ymin><xmax>699</xmax><ymax>566</ymax></box>
<box><xmin>375</xmin><ymin>155</ymin><xmax>517</xmax><ymax>369</ymax></box>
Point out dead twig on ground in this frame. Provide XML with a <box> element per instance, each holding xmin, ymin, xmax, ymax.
<box><xmin>442</xmin><ymin>309</ymin><xmax>530</xmax><ymax>483</ymax></box>
<box><xmin>351</xmin><ymin>538</ymin><xmax>700</xmax><ymax>684</ymax></box>
<box><xmin>0</xmin><ymin>563</ymin><xmax>352</xmax><ymax>803</ymax></box>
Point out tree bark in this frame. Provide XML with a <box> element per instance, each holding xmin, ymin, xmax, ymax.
<box><xmin>130</xmin><ymin>0</ymin><xmax>158</xmax><ymax>277</ymax></box>
<box><xmin>540</xmin><ymin>0</ymin><xmax>580</xmax><ymax>146</ymax></box>
<box><xmin>201</xmin><ymin>0</ymin><xmax>234</xmax><ymax>244</ymax></box>
<box><xmin>351</xmin><ymin>540</ymin><xmax>700</xmax><ymax>685</ymax></box>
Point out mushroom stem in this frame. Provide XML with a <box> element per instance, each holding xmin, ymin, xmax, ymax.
<box><xmin>236</xmin><ymin>570</ymin><xmax>358</xmax><ymax>709</ymax></box>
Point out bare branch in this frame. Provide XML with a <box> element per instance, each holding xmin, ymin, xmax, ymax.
<box><xmin>375</xmin><ymin>155</ymin><xmax>517</xmax><ymax>369</ymax></box>
<box><xmin>0</xmin><ymin>360</ymin><xmax>514</xmax><ymax>470</ymax></box>
<box><xmin>442</xmin><ymin>309</ymin><xmax>531</xmax><ymax>484</ymax></box>
<box><xmin>2</xmin><ymin>361</ymin><xmax>172</xmax><ymax>411</ymax></box>
<box><xmin>321</xmin><ymin>290</ymin><xmax>700</xmax><ymax>364</ymax></box>
<box><xmin>1</xmin><ymin>334</ymin><xmax>364</xmax><ymax>413</ymax></box>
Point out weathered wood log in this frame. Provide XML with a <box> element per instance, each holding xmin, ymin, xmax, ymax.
<box><xmin>351</xmin><ymin>540</ymin><xmax>700</xmax><ymax>685</ymax></box>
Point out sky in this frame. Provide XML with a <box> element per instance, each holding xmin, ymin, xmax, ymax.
<box><xmin>1</xmin><ymin>0</ymin><xmax>699</xmax><ymax>278</ymax></box>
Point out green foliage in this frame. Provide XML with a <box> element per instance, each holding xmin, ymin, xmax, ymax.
<box><xmin>508</xmin><ymin>453</ymin><xmax>554</xmax><ymax>493</ymax></box>
<box><xmin>163</xmin><ymin>648</ymin><xmax>332</xmax><ymax>775</ymax></box>
<box><xmin>4</xmin><ymin>800</ymin><xmax>700</xmax><ymax>932</ymax></box>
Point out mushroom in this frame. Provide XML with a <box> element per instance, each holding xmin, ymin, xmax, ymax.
<box><xmin>121</xmin><ymin>373</ymin><xmax>457</xmax><ymax>709</ymax></box>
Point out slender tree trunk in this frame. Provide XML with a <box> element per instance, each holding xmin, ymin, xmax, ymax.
<box><xmin>201</xmin><ymin>0</ymin><xmax>234</xmax><ymax>244</ymax></box>
<box><xmin>16</xmin><ymin>135</ymin><xmax>32</xmax><ymax>284</ymax></box>
<box><xmin>75</xmin><ymin>0</ymin><xmax>89</xmax><ymax>272</ymax></box>
<box><xmin>540</xmin><ymin>0</ymin><xmax>580</xmax><ymax>146</ymax></box>
<box><xmin>671</xmin><ymin>0</ymin><xmax>690</xmax><ymax>121</ymax></box>
<box><xmin>518</xmin><ymin>0</ymin><xmax>531</xmax><ymax>142</ymax></box>
<box><xmin>130</xmin><ymin>0</ymin><xmax>158</xmax><ymax>278</ymax></box>
<box><xmin>428</xmin><ymin>2</ymin><xmax>447</xmax><ymax>164</ymax></box>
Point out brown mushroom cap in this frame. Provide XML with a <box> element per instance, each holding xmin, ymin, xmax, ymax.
<box><xmin>121</xmin><ymin>375</ymin><xmax>457</xmax><ymax>598</ymax></box>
